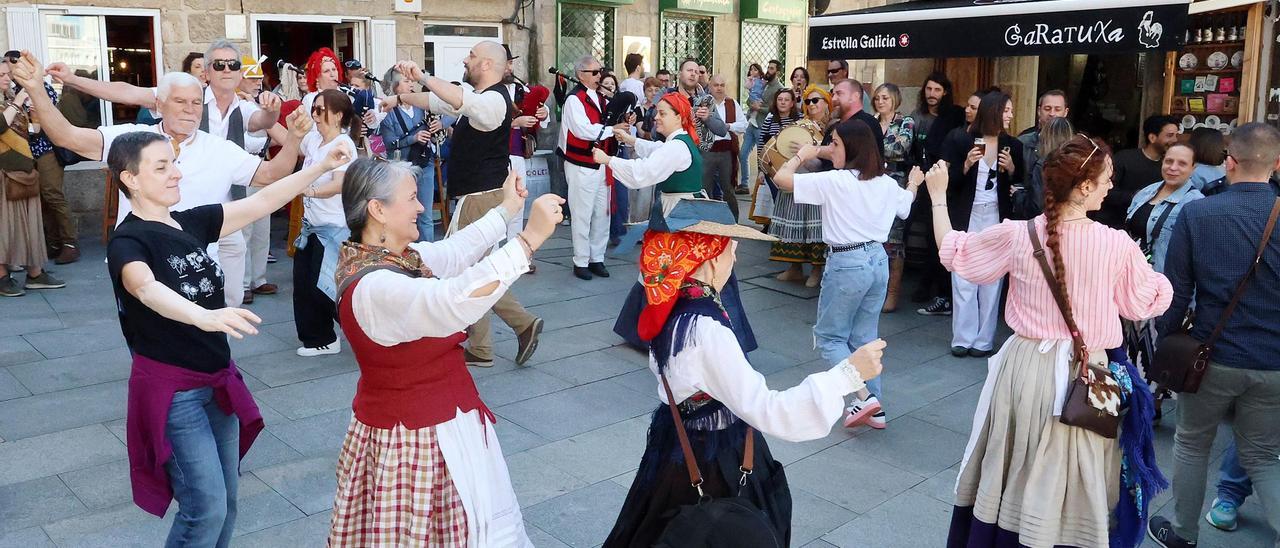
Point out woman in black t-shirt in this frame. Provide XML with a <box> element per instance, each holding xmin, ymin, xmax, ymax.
<box><xmin>104</xmin><ymin>115</ymin><xmax>350</xmax><ymax>545</ymax></box>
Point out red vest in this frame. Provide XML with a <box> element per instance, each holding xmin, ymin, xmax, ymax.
<box><xmin>338</xmin><ymin>281</ymin><xmax>493</xmax><ymax>429</ymax></box>
<box><xmin>563</xmin><ymin>88</ymin><xmax>609</xmax><ymax>169</ymax></box>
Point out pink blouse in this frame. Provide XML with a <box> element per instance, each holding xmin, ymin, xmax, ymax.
<box><xmin>940</xmin><ymin>217</ymin><xmax>1173</xmax><ymax>350</ymax></box>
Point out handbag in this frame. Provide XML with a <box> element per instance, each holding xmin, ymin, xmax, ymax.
<box><xmin>3</xmin><ymin>169</ymin><xmax>39</xmax><ymax>201</ymax></box>
<box><xmin>1027</xmin><ymin>219</ymin><xmax>1123</xmax><ymax>439</ymax></box>
<box><xmin>1150</xmin><ymin>198</ymin><xmax>1280</xmax><ymax>393</ymax></box>
<box><xmin>522</xmin><ymin>131</ymin><xmax>536</xmax><ymax>160</ymax></box>
<box><xmin>652</xmin><ymin>372</ymin><xmax>783</xmax><ymax>548</ymax></box>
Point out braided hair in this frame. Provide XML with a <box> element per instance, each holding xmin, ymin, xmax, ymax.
<box><xmin>1039</xmin><ymin>134</ymin><xmax>1111</xmax><ymax>344</ymax></box>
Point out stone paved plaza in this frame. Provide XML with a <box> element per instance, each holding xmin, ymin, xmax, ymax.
<box><xmin>0</xmin><ymin>223</ymin><xmax>1273</xmax><ymax>547</ymax></box>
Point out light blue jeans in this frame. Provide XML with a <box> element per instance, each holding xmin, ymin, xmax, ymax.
<box><xmin>416</xmin><ymin>159</ymin><xmax>437</xmax><ymax>242</ymax></box>
<box><xmin>740</xmin><ymin>124</ymin><xmax>760</xmax><ymax>188</ymax></box>
<box><xmin>814</xmin><ymin>244</ymin><xmax>888</xmax><ymax>399</ymax></box>
<box><xmin>1217</xmin><ymin>441</ymin><xmax>1253</xmax><ymax>506</ymax></box>
<box><xmin>164</xmin><ymin>386</ymin><xmax>240</xmax><ymax>548</ymax></box>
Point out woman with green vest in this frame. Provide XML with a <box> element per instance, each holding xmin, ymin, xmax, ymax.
<box><xmin>597</xmin><ymin>92</ymin><xmax>759</xmax><ymax>353</ymax></box>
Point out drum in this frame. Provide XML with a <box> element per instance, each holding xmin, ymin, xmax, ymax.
<box><xmin>760</xmin><ymin>123</ymin><xmax>822</xmax><ymax>179</ymax></box>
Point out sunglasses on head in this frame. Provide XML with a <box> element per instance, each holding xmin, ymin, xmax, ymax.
<box><xmin>211</xmin><ymin>59</ymin><xmax>242</xmax><ymax>72</ymax></box>
<box><xmin>1077</xmin><ymin>133</ymin><xmax>1100</xmax><ymax>170</ymax></box>
<box><xmin>804</xmin><ymin>97</ymin><xmax>824</xmax><ymax>105</ymax></box>
<box><xmin>578</xmin><ymin>69</ymin><xmax>602</xmax><ymax>76</ymax></box>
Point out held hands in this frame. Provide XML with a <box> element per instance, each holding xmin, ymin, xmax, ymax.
<box><xmin>908</xmin><ymin>166</ymin><xmax>925</xmax><ymax>190</ymax></box>
<box><xmin>194</xmin><ymin>308</ymin><xmax>262</xmax><ymax>340</ymax></box>
<box><xmin>379</xmin><ymin>94</ymin><xmax>399</xmax><ymax>113</ymax></box>
<box><xmin>395</xmin><ymin>61</ymin><xmax>425</xmax><ymax>83</ymax></box>
<box><xmin>612</xmin><ymin>127</ymin><xmax>637</xmax><ymax>146</ymax></box>
<box><xmin>848</xmin><ymin>339</ymin><xmax>886</xmax><ymax>382</ymax></box>
<box><xmin>925</xmin><ymin>161</ymin><xmax>950</xmax><ymax>198</ymax></box>
<box><xmin>286</xmin><ymin>107</ymin><xmax>313</xmax><ymax>138</ymax></box>
<box><xmin>321</xmin><ymin>141</ymin><xmax>353</xmax><ymax>170</ymax></box>
<box><xmin>592</xmin><ymin>148</ymin><xmax>611</xmax><ymax>165</ymax></box>
<box><xmin>44</xmin><ymin>62</ymin><xmax>75</xmax><ymax>84</ymax></box>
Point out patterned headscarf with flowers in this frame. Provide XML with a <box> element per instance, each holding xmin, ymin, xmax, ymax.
<box><xmin>636</xmin><ymin>229</ymin><xmax>730</xmax><ymax>341</ymax></box>
<box><xmin>658</xmin><ymin>92</ymin><xmax>700</xmax><ymax>146</ymax></box>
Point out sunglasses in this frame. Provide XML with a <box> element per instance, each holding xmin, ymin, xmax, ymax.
<box><xmin>985</xmin><ymin>169</ymin><xmax>997</xmax><ymax>191</ymax></box>
<box><xmin>1077</xmin><ymin>133</ymin><xmax>1100</xmax><ymax>170</ymax></box>
<box><xmin>804</xmin><ymin>97</ymin><xmax>824</xmax><ymax>105</ymax></box>
<box><xmin>578</xmin><ymin>69</ymin><xmax>602</xmax><ymax>76</ymax></box>
<box><xmin>210</xmin><ymin>59</ymin><xmax>242</xmax><ymax>72</ymax></box>
<box><xmin>826</xmin><ymin>68</ymin><xmax>841</xmax><ymax>74</ymax></box>
<box><xmin>698</xmin><ymin>70</ymin><xmax>707</xmax><ymax>74</ymax></box>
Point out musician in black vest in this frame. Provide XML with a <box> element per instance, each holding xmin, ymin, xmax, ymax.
<box><xmin>384</xmin><ymin>42</ymin><xmax>545</xmax><ymax>367</ymax></box>
<box><xmin>45</xmin><ymin>39</ymin><xmax>289</xmax><ymax>307</ymax></box>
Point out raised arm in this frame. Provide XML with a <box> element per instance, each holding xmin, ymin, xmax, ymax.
<box><xmin>13</xmin><ymin>53</ymin><xmax>103</xmax><ymax>160</ymax></box>
<box><xmin>246</xmin><ymin>92</ymin><xmax>283</xmax><ymax>133</ymax></box>
<box><xmin>221</xmin><ymin>117</ymin><xmax>348</xmax><ymax>236</ymax></box>
<box><xmin>47</xmin><ymin>62</ymin><xmax>157</xmax><ymax>110</ymax></box>
<box><xmin>250</xmin><ymin>108</ymin><xmax>310</xmax><ymax>186</ymax></box>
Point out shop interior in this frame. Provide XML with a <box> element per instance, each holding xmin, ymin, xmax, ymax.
<box><xmin>256</xmin><ymin>21</ymin><xmax>355</xmax><ymax>90</ymax></box>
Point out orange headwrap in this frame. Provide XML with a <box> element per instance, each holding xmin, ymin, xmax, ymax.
<box><xmin>636</xmin><ymin>230</ymin><xmax>730</xmax><ymax>341</ymax></box>
<box><xmin>305</xmin><ymin>48</ymin><xmax>341</xmax><ymax>93</ymax></box>
<box><xmin>658</xmin><ymin>92</ymin><xmax>700</xmax><ymax>146</ymax></box>
<box><xmin>801</xmin><ymin>84</ymin><xmax>832</xmax><ymax>122</ymax></box>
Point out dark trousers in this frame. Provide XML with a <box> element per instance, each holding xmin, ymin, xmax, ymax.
<box><xmin>36</xmin><ymin>154</ymin><xmax>77</xmax><ymax>246</ymax></box>
<box><xmin>610</xmin><ymin>184</ymin><xmax>630</xmax><ymax>241</ymax></box>
<box><xmin>907</xmin><ymin>196</ymin><xmax>951</xmax><ymax>299</ymax></box>
<box><xmin>702</xmin><ymin>149</ymin><xmax>738</xmax><ymax>221</ymax></box>
<box><xmin>292</xmin><ymin>234</ymin><xmax>337</xmax><ymax>347</ymax></box>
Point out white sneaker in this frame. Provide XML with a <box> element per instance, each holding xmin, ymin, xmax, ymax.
<box><xmin>297</xmin><ymin>340</ymin><xmax>341</xmax><ymax>357</ymax></box>
<box><xmin>867</xmin><ymin>410</ymin><xmax>887</xmax><ymax>429</ymax></box>
<box><xmin>843</xmin><ymin>395</ymin><xmax>882</xmax><ymax>428</ymax></box>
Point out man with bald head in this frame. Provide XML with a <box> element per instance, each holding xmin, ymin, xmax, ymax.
<box><xmin>389</xmin><ymin>41</ymin><xmax>545</xmax><ymax>367</ymax></box>
<box><xmin>704</xmin><ymin>74</ymin><xmax>748</xmax><ymax>219</ymax></box>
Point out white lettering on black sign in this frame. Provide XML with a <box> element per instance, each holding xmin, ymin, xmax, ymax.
<box><xmin>1004</xmin><ymin>20</ymin><xmax>1124</xmax><ymax>47</ymax></box>
<box><xmin>821</xmin><ymin>34</ymin><xmax>898</xmax><ymax>51</ymax></box>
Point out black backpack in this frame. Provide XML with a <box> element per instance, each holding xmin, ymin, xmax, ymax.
<box><xmin>651</xmin><ymin>373</ymin><xmax>783</xmax><ymax>548</ymax></box>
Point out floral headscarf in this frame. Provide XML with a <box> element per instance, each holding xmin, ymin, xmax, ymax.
<box><xmin>636</xmin><ymin>230</ymin><xmax>730</xmax><ymax>341</ymax></box>
<box><xmin>658</xmin><ymin>92</ymin><xmax>699</xmax><ymax>146</ymax></box>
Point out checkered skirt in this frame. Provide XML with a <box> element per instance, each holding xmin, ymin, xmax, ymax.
<box><xmin>328</xmin><ymin>415</ymin><xmax>468</xmax><ymax>547</ymax></box>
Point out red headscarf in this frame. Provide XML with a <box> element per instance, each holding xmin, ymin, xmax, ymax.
<box><xmin>659</xmin><ymin>92</ymin><xmax>700</xmax><ymax>146</ymax></box>
<box><xmin>636</xmin><ymin>230</ymin><xmax>730</xmax><ymax>341</ymax></box>
<box><xmin>305</xmin><ymin>48</ymin><xmax>341</xmax><ymax>93</ymax></box>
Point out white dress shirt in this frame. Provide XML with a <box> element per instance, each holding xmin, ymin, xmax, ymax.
<box><xmin>714</xmin><ymin>97</ymin><xmax>748</xmax><ymax>142</ymax></box>
<box><xmin>558</xmin><ymin>89</ymin><xmax>608</xmax><ymax>150</ymax></box>
<box><xmin>609</xmin><ymin>129</ymin><xmax>694</xmax><ymax>189</ymax></box>
<box><xmin>427</xmin><ymin>82</ymin><xmax>508</xmax><ymax>133</ymax></box>
<box><xmin>656</xmin><ymin>316</ymin><xmax>866</xmax><ymax>443</ymax></box>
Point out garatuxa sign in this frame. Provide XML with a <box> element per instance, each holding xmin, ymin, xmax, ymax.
<box><xmin>808</xmin><ymin>0</ymin><xmax>1189</xmax><ymax>60</ymax></box>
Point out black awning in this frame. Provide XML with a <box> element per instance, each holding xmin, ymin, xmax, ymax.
<box><xmin>808</xmin><ymin>0</ymin><xmax>1190</xmax><ymax>60</ymax></box>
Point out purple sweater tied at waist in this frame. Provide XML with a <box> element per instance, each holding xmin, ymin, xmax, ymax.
<box><xmin>126</xmin><ymin>354</ymin><xmax>264</xmax><ymax>517</ymax></box>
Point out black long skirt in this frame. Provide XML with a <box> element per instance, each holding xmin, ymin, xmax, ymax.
<box><xmin>604</xmin><ymin>417</ymin><xmax>791</xmax><ymax>548</ymax></box>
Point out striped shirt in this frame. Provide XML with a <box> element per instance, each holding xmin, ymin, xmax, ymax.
<box><xmin>940</xmin><ymin>216</ymin><xmax>1173</xmax><ymax>350</ymax></box>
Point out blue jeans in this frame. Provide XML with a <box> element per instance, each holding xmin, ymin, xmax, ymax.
<box><xmin>814</xmin><ymin>244</ymin><xmax>888</xmax><ymax>399</ymax></box>
<box><xmin>416</xmin><ymin>159</ymin><xmax>437</xmax><ymax>242</ymax></box>
<box><xmin>1216</xmin><ymin>441</ymin><xmax>1254</xmax><ymax>506</ymax></box>
<box><xmin>740</xmin><ymin>125</ymin><xmax>759</xmax><ymax>188</ymax></box>
<box><xmin>164</xmin><ymin>386</ymin><xmax>240</xmax><ymax>548</ymax></box>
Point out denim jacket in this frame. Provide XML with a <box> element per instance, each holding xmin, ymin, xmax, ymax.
<box><xmin>1126</xmin><ymin>180</ymin><xmax>1204</xmax><ymax>272</ymax></box>
<box><xmin>294</xmin><ymin>221</ymin><xmax>351</xmax><ymax>301</ymax></box>
<box><xmin>1187</xmin><ymin>163</ymin><xmax>1224</xmax><ymax>191</ymax></box>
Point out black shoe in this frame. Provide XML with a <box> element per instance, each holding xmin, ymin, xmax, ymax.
<box><xmin>573</xmin><ymin>266</ymin><xmax>593</xmax><ymax>280</ymax></box>
<box><xmin>515</xmin><ymin>317</ymin><xmax>544</xmax><ymax>366</ymax></box>
<box><xmin>588</xmin><ymin>262</ymin><xmax>610</xmax><ymax>278</ymax></box>
<box><xmin>463</xmin><ymin>349</ymin><xmax>494</xmax><ymax>368</ymax></box>
<box><xmin>951</xmin><ymin>346</ymin><xmax>969</xmax><ymax>357</ymax></box>
<box><xmin>1147</xmin><ymin>516</ymin><xmax>1196</xmax><ymax>548</ymax></box>
<box><xmin>917</xmin><ymin>297</ymin><xmax>952</xmax><ymax>316</ymax></box>
<box><xmin>968</xmin><ymin>348</ymin><xmax>994</xmax><ymax>358</ymax></box>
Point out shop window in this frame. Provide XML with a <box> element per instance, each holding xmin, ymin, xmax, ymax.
<box><xmin>558</xmin><ymin>4</ymin><xmax>615</xmax><ymax>71</ymax></box>
<box><xmin>43</xmin><ymin>13</ymin><xmax>157</xmax><ymax>125</ymax></box>
<box><xmin>660</xmin><ymin>15</ymin><xmax>714</xmax><ymax>73</ymax></box>
<box><xmin>740</xmin><ymin>22</ymin><xmax>785</xmax><ymax>97</ymax></box>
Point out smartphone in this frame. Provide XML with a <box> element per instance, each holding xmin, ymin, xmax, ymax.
<box><xmin>973</xmin><ymin>137</ymin><xmax>986</xmax><ymax>155</ymax></box>
<box><xmin>1001</xmin><ymin>145</ymin><xmax>1012</xmax><ymax>156</ymax></box>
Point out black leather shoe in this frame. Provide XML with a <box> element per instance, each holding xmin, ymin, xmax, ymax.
<box><xmin>588</xmin><ymin>262</ymin><xmax>610</xmax><ymax>278</ymax></box>
<box><xmin>951</xmin><ymin>346</ymin><xmax>969</xmax><ymax>357</ymax></box>
<box><xmin>968</xmin><ymin>348</ymin><xmax>994</xmax><ymax>358</ymax></box>
<box><xmin>573</xmin><ymin>266</ymin><xmax>593</xmax><ymax>280</ymax></box>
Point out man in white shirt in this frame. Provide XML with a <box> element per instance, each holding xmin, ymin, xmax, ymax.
<box><xmin>385</xmin><ymin>42</ymin><xmax>546</xmax><ymax>367</ymax></box>
<box><xmin>45</xmin><ymin>40</ymin><xmax>287</xmax><ymax>306</ymax></box>
<box><xmin>12</xmin><ymin>53</ymin><xmax>307</xmax><ymax>309</ymax></box>
<box><xmin>558</xmin><ymin>55</ymin><xmax>631</xmax><ymax>281</ymax></box>
<box><xmin>705</xmin><ymin>74</ymin><xmax>748</xmax><ymax>220</ymax></box>
<box><xmin>619</xmin><ymin>53</ymin><xmax>646</xmax><ymax>100</ymax></box>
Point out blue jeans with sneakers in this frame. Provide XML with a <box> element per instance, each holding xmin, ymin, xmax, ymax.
<box><xmin>1217</xmin><ymin>441</ymin><xmax>1253</xmax><ymax>506</ymax></box>
<box><xmin>814</xmin><ymin>244</ymin><xmax>888</xmax><ymax>399</ymax></box>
